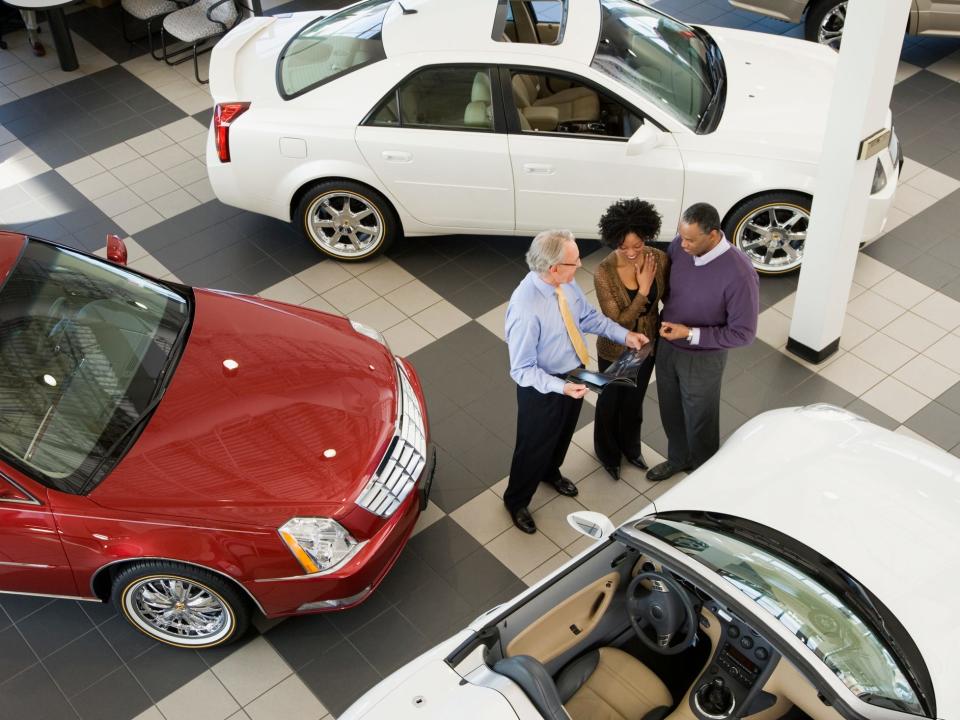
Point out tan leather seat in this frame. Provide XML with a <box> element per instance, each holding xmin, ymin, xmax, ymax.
<box><xmin>512</xmin><ymin>73</ymin><xmax>600</xmax><ymax>125</ymax></box>
<box><xmin>562</xmin><ymin>648</ymin><xmax>673</xmax><ymax>720</ymax></box>
<box><xmin>464</xmin><ymin>71</ymin><xmax>493</xmax><ymax>128</ymax></box>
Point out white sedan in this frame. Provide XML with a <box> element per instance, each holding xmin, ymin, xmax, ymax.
<box><xmin>206</xmin><ymin>0</ymin><xmax>901</xmax><ymax>274</ymax></box>
<box><xmin>341</xmin><ymin>405</ymin><xmax>957</xmax><ymax>720</ymax></box>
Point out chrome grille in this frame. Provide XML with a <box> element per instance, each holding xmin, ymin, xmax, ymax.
<box><xmin>355</xmin><ymin>360</ymin><xmax>427</xmax><ymax>518</ymax></box>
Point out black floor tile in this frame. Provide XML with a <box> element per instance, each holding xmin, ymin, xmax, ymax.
<box><xmin>374</xmin><ymin>548</ymin><xmax>442</xmax><ymax>606</ymax></box>
<box><xmin>844</xmin><ymin>398</ymin><xmax>899</xmax><ymax>430</ymax></box>
<box><xmin>0</xmin><ymin>626</ymin><xmax>37</xmax><ymax>683</ymax></box>
<box><xmin>905</xmin><ymin>401</ymin><xmax>960</xmax><ymax>450</ymax></box>
<box><xmin>126</xmin><ymin>644</ymin><xmax>206</xmax><ymax>702</ymax></box>
<box><xmin>16</xmin><ymin>601</ymin><xmax>94</xmax><ymax>659</ymax></box>
<box><xmin>326</xmin><ymin>591</ymin><xmax>393</xmax><ymax>638</ymax></box>
<box><xmin>43</xmin><ymin>629</ymin><xmax>121</xmax><ymax>697</ymax></box>
<box><xmin>721</xmin><ymin>371</ymin><xmax>791</xmax><ymax>418</ymax></box>
<box><xmin>69</xmin><ymin>666</ymin><xmax>153</xmax><ymax>720</ymax></box>
<box><xmin>75</xmin><ymin>116</ymin><xmax>155</xmax><ymax>155</ymax></box>
<box><xmin>298</xmin><ymin>641</ymin><xmax>381</xmax><ymax>717</ymax></box>
<box><xmin>394</xmin><ymin>571</ymin><xmax>474</xmax><ymax>643</ymax></box>
<box><xmin>446</xmin><ymin>280</ymin><xmax>506</xmax><ymax>318</ymax></box>
<box><xmin>264</xmin><ymin>614</ymin><xmax>342</xmax><ymax>671</ymax></box>
<box><xmin>718</xmin><ymin>400</ymin><xmax>749</xmax><ymax>441</ymax></box>
<box><xmin>193</xmin><ymin>108</ymin><xmax>213</xmax><ymax>127</ymax></box>
<box><xmin>431</xmin><ymin>409</ymin><xmax>495</xmax><ymax>457</ymax></box>
<box><xmin>348</xmin><ymin>607</ymin><xmax>430</xmax><ymax>676</ymax></box>
<box><xmin>457</xmin><ymin>434</ymin><xmax>513</xmax><ymax>487</ymax></box>
<box><xmin>0</xmin><ymin>595</ymin><xmax>53</xmax><ymax>623</ymax></box>
<box><xmin>744</xmin><ymin>351</ymin><xmax>815</xmax><ymax>394</ymax></box>
<box><xmin>408</xmin><ymin>516</ymin><xmax>483</xmax><ymax>574</ymax></box>
<box><xmin>0</xmin><ymin>664</ymin><xmax>78</xmax><ymax>720</ymax></box>
<box><xmin>780</xmin><ymin>373</ymin><xmax>857</xmax><ymax>409</ymax></box>
<box><xmin>419</xmin><ymin>259</ymin><xmax>482</xmax><ymax>299</ymax></box>
<box><xmin>464</xmin><ymin>387</ymin><xmax>518</xmax><ymax>445</ymax></box>
<box><xmin>862</xmin><ymin>235</ymin><xmax>919</xmax><ymax>269</ymax></box>
<box><xmin>444</xmin><ymin>547</ymin><xmax>520</xmax><ymax>611</ymax></box>
<box><xmin>215</xmin><ymin>256</ymin><xmax>293</xmax><ymax>294</ymax></box>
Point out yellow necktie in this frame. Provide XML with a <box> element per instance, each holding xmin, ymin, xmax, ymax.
<box><xmin>556</xmin><ymin>286</ymin><xmax>590</xmax><ymax>367</ymax></box>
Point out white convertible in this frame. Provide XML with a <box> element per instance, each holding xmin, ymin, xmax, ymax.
<box><xmin>206</xmin><ymin>0</ymin><xmax>901</xmax><ymax>274</ymax></box>
<box><xmin>341</xmin><ymin>405</ymin><xmax>957</xmax><ymax>720</ymax></box>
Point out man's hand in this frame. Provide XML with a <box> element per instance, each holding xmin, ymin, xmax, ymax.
<box><xmin>563</xmin><ymin>382</ymin><xmax>588</xmax><ymax>399</ymax></box>
<box><xmin>624</xmin><ymin>332</ymin><xmax>649</xmax><ymax>349</ymax></box>
<box><xmin>660</xmin><ymin>321</ymin><xmax>690</xmax><ymax>341</ymax></box>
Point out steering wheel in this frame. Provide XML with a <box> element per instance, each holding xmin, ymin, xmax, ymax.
<box><xmin>627</xmin><ymin>571</ymin><xmax>698</xmax><ymax>655</ymax></box>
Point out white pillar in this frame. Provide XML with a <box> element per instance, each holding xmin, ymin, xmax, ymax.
<box><xmin>786</xmin><ymin>0</ymin><xmax>910</xmax><ymax>363</ymax></box>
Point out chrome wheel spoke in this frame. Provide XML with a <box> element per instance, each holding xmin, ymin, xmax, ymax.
<box><xmin>352</xmin><ymin>208</ymin><xmax>374</xmax><ymax>222</ymax></box>
<box><xmin>744</xmin><ymin>222</ymin><xmax>768</xmax><ymax>237</ymax></box>
<box><xmin>129</xmin><ymin>576</ymin><xmax>227</xmax><ymax>640</ymax></box>
<box><xmin>741</xmin><ymin>238</ymin><xmax>767</xmax><ymax>252</ymax></box>
<box><xmin>783</xmin><ymin>244</ymin><xmax>800</xmax><ymax>260</ymax></box>
<box><xmin>306</xmin><ymin>191</ymin><xmax>385</xmax><ymax>258</ymax></box>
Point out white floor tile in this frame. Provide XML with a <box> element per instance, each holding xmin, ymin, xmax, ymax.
<box><xmin>75</xmin><ymin>171</ymin><xmax>124</xmax><ymax>200</ymax></box>
<box><xmin>213</xmin><ymin>637</ymin><xmax>291</xmax><ymax>707</ymax></box>
<box><xmin>245</xmin><ymin>674</ymin><xmax>327</xmax><ymax>720</ymax></box>
<box><xmin>892</xmin><ymin>184</ymin><xmax>938</xmax><ymax>215</ymax></box>
<box><xmin>162</xmin><ymin>116</ymin><xmax>208</xmax><ymax>142</ymax></box>
<box><xmin>95</xmin><ymin>187</ymin><xmax>144</xmax><ymax>217</ymax></box>
<box><xmin>382</xmin><ymin>318</ymin><xmax>435</xmax><ymax>357</ymax></box>
<box><xmin>412</xmin><ymin>300</ymin><xmax>470</xmax><ymax>339</ymax></box>
<box><xmin>166</xmin><ymin>157</ymin><xmax>209</xmax><ymax>187</ymax></box>
<box><xmin>839</xmin><ymin>314</ymin><xmax>878</xmax><ymax>351</ymax></box>
<box><xmin>357</xmin><ymin>259</ymin><xmax>415</xmax><ymax>294</ymax></box>
<box><xmin>146</xmin><ymin>144</ymin><xmax>194</xmax><ymax>171</ymax></box>
<box><xmin>157</xmin><ymin>670</ymin><xmax>240</xmax><ymax>720</ymax></box>
<box><xmin>411</xmin><ymin>500</ymin><xmax>444</xmax><ymax>536</ymax></box>
<box><xmin>131</xmin><ymin>172</ymin><xmax>180</xmax><ymax>202</ymax></box>
<box><xmin>112</xmin><ymin>157</ymin><xmax>162</xmax><ymax>186</ymax></box>
<box><xmin>907</xmin><ymin>167</ymin><xmax>960</xmax><ymax>200</ymax></box>
<box><xmin>559</xmin><ymin>442</ymin><xmax>601</xmax><ymax>482</ymax></box>
<box><xmin>348</xmin><ymin>297</ymin><xmax>407</xmax><ymax>332</ymax></box>
<box><xmin>818</xmin><ymin>353</ymin><xmax>886</xmax><ymax>396</ymax></box>
<box><xmin>870</xmin><ymin>270</ymin><xmax>934</xmax><ymax>309</ymax></box>
<box><xmin>476</xmin><ymin>302</ymin><xmax>508</xmax><ymax>341</ymax></box>
<box><xmin>92</xmin><ymin>142</ymin><xmax>140</xmax><ymax>169</ymax></box>
<box><xmin>522</xmin><ymin>552</ymin><xmax>572</xmax><ymax>587</ymax></box>
<box><xmin>150</xmin><ymin>188</ymin><xmax>200</xmax><ymax>218</ymax></box>
<box><xmin>928</xmin><ymin>48</ymin><xmax>960</xmax><ymax>82</ymax></box>
<box><xmin>532</xmin><ymin>495</ymin><xmax>590</xmax><ymax>549</ymax></box>
<box><xmin>895</xmin><ymin>60</ymin><xmax>922</xmax><ymax>83</ymax></box>
<box><xmin>852</xmin><ymin>253</ymin><xmax>894</xmax><ymax>288</ymax></box>
<box><xmin>860</xmin><ymin>377</ymin><xmax>930</xmax><ymax>423</ymax></box>
<box><xmin>113</xmin><ymin>204</ymin><xmax>165</xmax><ymax>236</ymax></box>
<box><xmin>883</xmin><ymin>311</ymin><xmax>946</xmax><ymax>352</ymax></box>
<box><xmin>8</xmin><ymin>74</ymin><xmax>52</xmax><ymax>97</ymax></box>
<box><xmin>300</xmin><ymin>294</ymin><xmax>339</xmax><ymax>314</ymax></box>
<box><xmin>845</xmin><ymin>290</ymin><xmax>905</xmax><ymax>329</ymax></box>
<box><xmin>913</xmin><ymin>292</ymin><xmax>960</xmax><ymax>332</ymax></box>
<box><xmin>924</xmin><ymin>333</ymin><xmax>960</xmax><ymax>374</ymax></box>
<box><xmin>322</xmin><ymin>277</ymin><xmax>379</xmax><ymax>314</ymax></box>
<box><xmin>126</xmin><ymin>128</ymin><xmax>175</xmax><ymax>156</ymax></box>
<box><xmin>259</xmin><ymin>276</ymin><xmax>315</xmax><ymax>305</ymax></box>
<box><xmin>893</xmin><ymin>355</ymin><xmax>960</xmax><ymax>399</ymax></box>
<box><xmin>57</xmin><ymin>156</ymin><xmax>106</xmax><ymax>184</ymax></box>
<box><xmin>386</xmin><ymin>279</ymin><xmax>443</xmax><ymax>315</ymax></box>
<box><xmin>186</xmin><ymin>177</ymin><xmax>216</xmax><ymax>203</ymax></box>
<box><xmin>296</xmin><ymin>261</ymin><xmax>353</xmax><ymax>294</ymax></box>
<box><xmin>849</xmin><ymin>332</ymin><xmax>916</xmax><ymax>374</ymax></box>
<box><xmin>573</xmin><ymin>466</ymin><xmax>640</xmax><ymax>516</ymax></box>
<box><xmin>898</xmin><ymin>157</ymin><xmax>927</xmax><ymax>184</ymax></box>
<box><xmin>894</xmin><ymin>425</ymin><xmax>940</xmax><ymax>449</ymax></box>
<box><xmin>485</xmin><ymin>526</ymin><xmax>561</xmax><ymax>578</ymax></box>
<box><xmin>756</xmin><ymin>307</ymin><xmax>791</xmax><ymax>348</ymax></box>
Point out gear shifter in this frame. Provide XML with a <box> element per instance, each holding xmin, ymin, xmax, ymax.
<box><xmin>694</xmin><ymin>678</ymin><xmax>735</xmax><ymax>719</ymax></box>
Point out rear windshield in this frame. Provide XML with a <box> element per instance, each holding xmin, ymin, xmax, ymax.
<box><xmin>278</xmin><ymin>0</ymin><xmax>392</xmax><ymax>99</ymax></box>
<box><xmin>0</xmin><ymin>241</ymin><xmax>189</xmax><ymax>494</ymax></box>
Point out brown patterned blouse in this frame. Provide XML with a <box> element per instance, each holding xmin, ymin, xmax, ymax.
<box><xmin>593</xmin><ymin>248</ymin><xmax>670</xmax><ymax>363</ymax></box>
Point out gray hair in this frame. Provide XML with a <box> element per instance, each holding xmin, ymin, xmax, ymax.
<box><xmin>526</xmin><ymin>229</ymin><xmax>576</xmax><ymax>273</ymax></box>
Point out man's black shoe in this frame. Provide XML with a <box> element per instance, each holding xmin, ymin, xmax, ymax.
<box><xmin>549</xmin><ymin>476</ymin><xmax>579</xmax><ymax>497</ymax></box>
<box><xmin>646</xmin><ymin>461</ymin><xmax>691</xmax><ymax>482</ymax></box>
<box><xmin>510</xmin><ymin>506</ymin><xmax>537</xmax><ymax>534</ymax></box>
<box><xmin>625</xmin><ymin>454</ymin><xmax>648</xmax><ymax>471</ymax></box>
<box><xmin>602</xmin><ymin>464</ymin><xmax>620</xmax><ymax>481</ymax></box>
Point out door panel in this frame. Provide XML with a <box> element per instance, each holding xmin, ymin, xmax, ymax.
<box><xmin>507</xmin><ymin>571</ymin><xmax>620</xmax><ymax>663</ymax></box>
<box><xmin>510</xmin><ymin>133</ymin><xmax>684</xmax><ymax>240</ymax></box>
<box><xmin>915</xmin><ymin>0</ymin><xmax>960</xmax><ymax>33</ymax></box>
<box><xmin>0</xmin><ymin>466</ymin><xmax>78</xmax><ymax>596</ymax></box>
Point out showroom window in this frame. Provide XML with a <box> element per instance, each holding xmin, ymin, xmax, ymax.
<box><xmin>493</xmin><ymin>0</ymin><xmax>567</xmax><ymax>44</ymax></box>
<box><xmin>368</xmin><ymin>67</ymin><xmax>496</xmax><ymax>131</ymax></box>
<box><xmin>507</xmin><ymin>69</ymin><xmax>644</xmax><ymax>139</ymax></box>
<box><xmin>277</xmin><ymin>0</ymin><xmax>390</xmax><ymax>99</ymax></box>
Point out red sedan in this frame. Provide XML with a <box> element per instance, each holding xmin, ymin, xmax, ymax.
<box><xmin>0</xmin><ymin>231</ymin><xmax>434</xmax><ymax>648</ymax></box>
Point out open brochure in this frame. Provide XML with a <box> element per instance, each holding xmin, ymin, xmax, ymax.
<box><xmin>566</xmin><ymin>344</ymin><xmax>653</xmax><ymax>393</ymax></box>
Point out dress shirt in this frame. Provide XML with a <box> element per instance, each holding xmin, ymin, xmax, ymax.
<box><xmin>689</xmin><ymin>236</ymin><xmax>731</xmax><ymax>344</ymax></box>
<box><xmin>506</xmin><ymin>272</ymin><xmax>629</xmax><ymax>395</ymax></box>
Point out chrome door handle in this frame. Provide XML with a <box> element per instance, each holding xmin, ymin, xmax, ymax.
<box><xmin>523</xmin><ymin>163</ymin><xmax>554</xmax><ymax>174</ymax></box>
<box><xmin>382</xmin><ymin>150</ymin><xmax>412</xmax><ymax>163</ymax></box>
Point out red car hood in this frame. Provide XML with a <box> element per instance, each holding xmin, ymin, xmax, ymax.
<box><xmin>91</xmin><ymin>289</ymin><xmax>398</xmax><ymax>528</ymax></box>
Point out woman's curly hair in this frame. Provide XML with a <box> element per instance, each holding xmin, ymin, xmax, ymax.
<box><xmin>598</xmin><ymin>198</ymin><xmax>662</xmax><ymax>249</ymax></box>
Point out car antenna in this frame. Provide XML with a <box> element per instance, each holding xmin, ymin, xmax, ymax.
<box><xmin>397</xmin><ymin>2</ymin><xmax>417</xmax><ymax>13</ymax></box>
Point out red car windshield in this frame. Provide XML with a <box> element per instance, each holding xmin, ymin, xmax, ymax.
<box><xmin>0</xmin><ymin>240</ymin><xmax>190</xmax><ymax>494</ymax></box>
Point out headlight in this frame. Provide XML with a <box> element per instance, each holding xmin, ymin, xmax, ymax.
<box><xmin>279</xmin><ymin>517</ymin><xmax>358</xmax><ymax>574</ymax></box>
<box><xmin>350</xmin><ymin>319</ymin><xmax>387</xmax><ymax>346</ymax></box>
<box><xmin>871</xmin><ymin>158</ymin><xmax>887</xmax><ymax>194</ymax></box>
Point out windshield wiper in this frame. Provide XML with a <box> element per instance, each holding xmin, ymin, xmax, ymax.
<box><xmin>693</xmin><ymin>26</ymin><xmax>726</xmax><ymax>134</ymax></box>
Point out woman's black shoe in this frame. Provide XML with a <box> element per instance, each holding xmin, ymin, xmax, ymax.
<box><xmin>602</xmin><ymin>464</ymin><xmax>620</xmax><ymax>481</ymax></box>
<box><xmin>625</xmin><ymin>454</ymin><xmax>648</xmax><ymax>471</ymax></box>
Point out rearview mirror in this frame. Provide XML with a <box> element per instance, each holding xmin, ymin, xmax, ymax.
<box><xmin>626</xmin><ymin>123</ymin><xmax>662</xmax><ymax>156</ymax></box>
<box><xmin>106</xmin><ymin>234</ymin><xmax>128</xmax><ymax>266</ymax></box>
<box><xmin>567</xmin><ymin>511</ymin><xmax>615</xmax><ymax>540</ymax></box>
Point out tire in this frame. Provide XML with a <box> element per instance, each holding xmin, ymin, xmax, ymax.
<box><xmin>804</xmin><ymin>0</ymin><xmax>847</xmax><ymax>50</ymax></box>
<box><xmin>723</xmin><ymin>192</ymin><xmax>812</xmax><ymax>275</ymax></box>
<box><xmin>296</xmin><ymin>180</ymin><xmax>398</xmax><ymax>262</ymax></box>
<box><xmin>111</xmin><ymin>561</ymin><xmax>250</xmax><ymax>649</ymax></box>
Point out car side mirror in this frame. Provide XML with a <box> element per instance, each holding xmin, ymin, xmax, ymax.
<box><xmin>106</xmin><ymin>234</ymin><xmax>128</xmax><ymax>266</ymax></box>
<box><xmin>626</xmin><ymin>123</ymin><xmax>662</xmax><ymax>156</ymax></box>
<box><xmin>567</xmin><ymin>511</ymin><xmax>615</xmax><ymax>540</ymax></box>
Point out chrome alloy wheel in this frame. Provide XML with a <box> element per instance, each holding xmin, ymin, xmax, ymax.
<box><xmin>305</xmin><ymin>190</ymin><xmax>385</xmax><ymax>260</ymax></box>
<box><xmin>734</xmin><ymin>203</ymin><xmax>810</xmax><ymax>273</ymax></box>
<box><xmin>817</xmin><ymin>2</ymin><xmax>846</xmax><ymax>50</ymax></box>
<box><xmin>123</xmin><ymin>576</ymin><xmax>233</xmax><ymax>646</ymax></box>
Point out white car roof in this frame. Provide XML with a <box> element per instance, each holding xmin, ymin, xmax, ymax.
<box><xmin>652</xmin><ymin>405</ymin><xmax>960</xmax><ymax>717</ymax></box>
<box><xmin>380</xmin><ymin>0</ymin><xmax>602</xmax><ymax>66</ymax></box>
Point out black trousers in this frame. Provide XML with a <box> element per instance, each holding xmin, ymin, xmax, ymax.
<box><xmin>593</xmin><ymin>353</ymin><xmax>656</xmax><ymax>467</ymax></box>
<box><xmin>504</xmin><ymin>383</ymin><xmax>582</xmax><ymax>513</ymax></box>
<box><xmin>655</xmin><ymin>340</ymin><xmax>727</xmax><ymax>470</ymax></box>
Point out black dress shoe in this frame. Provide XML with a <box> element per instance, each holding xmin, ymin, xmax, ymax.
<box><xmin>646</xmin><ymin>461</ymin><xmax>691</xmax><ymax>482</ymax></box>
<box><xmin>549</xmin><ymin>476</ymin><xmax>579</xmax><ymax>497</ymax></box>
<box><xmin>602</xmin><ymin>464</ymin><xmax>620</xmax><ymax>481</ymax></box>
<box><xmin>510</xmin><ymin>506</ymin><xmax>537</xmax><ymax>534</ymax></box>
<box><xmin>625</xmin><ymin>454</ymin><xmax>648</xmax><ymax>471</ymax></box>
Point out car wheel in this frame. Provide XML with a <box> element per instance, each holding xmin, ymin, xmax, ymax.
<box><xmin>111</xmin><ymin>561</ymin><xmax>249</xmax><ymax>648</ymax></box>
<box><xmin>297</xmin><ymin>181</ymin><xmax>397</xmax><ymax>262</ymax></box>
<box><xmin>724</xmin><ymin>193</ymin><xmax>811</xmax><ymax>275</ymax></box>
<box><xmin>805</xmin><ymin>0</ymin><xmax>847</xmax><ymax>50</ymax></box>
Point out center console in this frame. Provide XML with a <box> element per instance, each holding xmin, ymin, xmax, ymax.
<box><xmin>690</xmin><ymin>602</ymin><xmax>780</xmax><ymax>720</ymax></box>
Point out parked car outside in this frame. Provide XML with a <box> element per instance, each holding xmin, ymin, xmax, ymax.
<box><xmin>339</xmin><ymin>404</ymin><xmax>958</xmax><ymax>720</ymax></box>
<box><xmin>0</xmin><ymin>231</ymin><xmax>434</xmax><ymax>648</ymax></box>
<box><xmin>729</xmin><ymin>0</ymin><xmax>960</xmax><ymax>50</ymax></box>
<box><xmin>205</xmin><ymin>0</ymin><xmax>902</xmax><ymax>276</ymax></box>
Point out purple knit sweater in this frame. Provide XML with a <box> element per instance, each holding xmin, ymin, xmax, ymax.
<box><xmin>661</xmin><ymin>237</ymin><xmax>759</xmax><ymax>352</ymax></box>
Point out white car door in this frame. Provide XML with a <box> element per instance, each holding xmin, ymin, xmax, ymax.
<box><xmin>505</xmin><ymin>68</ymin><xmax>684</xmax><ymax>240</ymax></box>
<box><xmin>355</xmin><ymin>65</ymin><xmax>514</xmax><ymax>230</ymax></box>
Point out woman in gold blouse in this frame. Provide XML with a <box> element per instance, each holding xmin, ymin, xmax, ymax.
<box><xmin>593</xmin><ymin>198</ymin><xmax>670</xmax><ymax>481</ymax></box>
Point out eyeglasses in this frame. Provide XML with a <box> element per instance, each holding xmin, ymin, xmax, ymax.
<box><xmin>556</xmin><ymin>258</ymin><xmax>582</xmax><ymax>268</ymax></box>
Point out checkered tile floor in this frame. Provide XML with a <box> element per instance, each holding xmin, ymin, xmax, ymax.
<box><xmin>1</xmin><ymin>1</ymin><xmax>959</xmax><ymax>718</ymax></box>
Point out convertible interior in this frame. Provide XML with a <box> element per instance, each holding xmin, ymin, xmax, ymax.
<box><xmin>448</xmin><ymin>525</ymin><xmax>863</xmax><ymax>720</ymax></box>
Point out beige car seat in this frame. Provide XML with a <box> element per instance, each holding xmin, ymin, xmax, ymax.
<box><xmin>464</xmin><ymin>71</ymin><xmax>494</xmax><ymax>128</ymax></box>
<box><xmin>512</xmin><ymin>73</ymin><xmax>600</xmax><ymax>126</ymax></box>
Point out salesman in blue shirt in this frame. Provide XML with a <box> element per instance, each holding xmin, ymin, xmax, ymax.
<box><xmin>505</xmin><ymin>230</ymin><xmax>649</xmax><ymax>534</ymax></box>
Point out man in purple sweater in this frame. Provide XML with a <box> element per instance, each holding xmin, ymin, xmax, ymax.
<box><xmin>646</xmin><ymin>203</ymin><xmax>759</xmax><ymax>482</ymax></box>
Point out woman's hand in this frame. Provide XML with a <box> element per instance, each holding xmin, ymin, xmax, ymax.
<box><xmin>636</xmin><ymin>252</ymin><xmax>656</xmax><ymax>297</ymax></box>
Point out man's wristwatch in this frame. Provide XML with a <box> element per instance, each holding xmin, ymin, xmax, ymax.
<box><xmin>686</xmin><ymin>328</ymin><xmax>695</xmax><ymax>343</ymax></box>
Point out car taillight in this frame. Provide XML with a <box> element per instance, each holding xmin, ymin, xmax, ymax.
<box><xmin>213</xmin><ymin>102</ymin><xmax>250</xmax><ymax>163</ymax></box>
